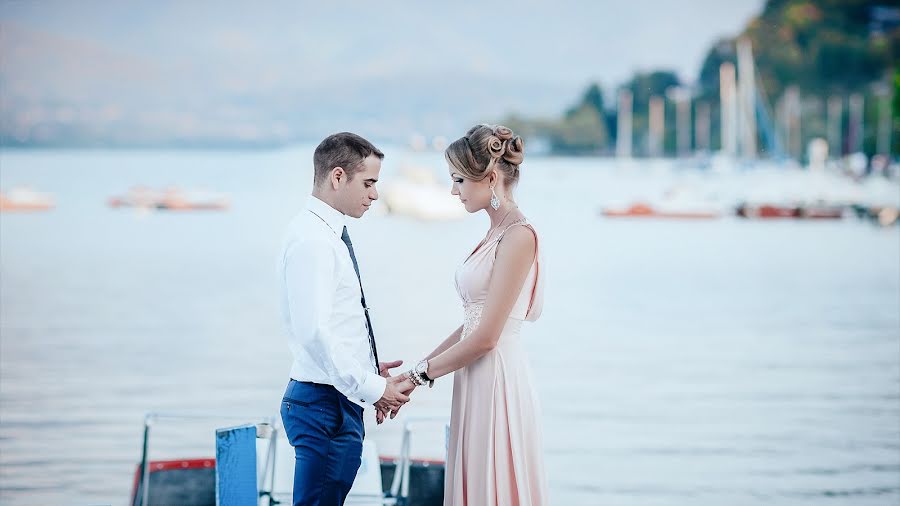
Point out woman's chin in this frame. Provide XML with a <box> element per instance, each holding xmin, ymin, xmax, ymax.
<box><xmin>459</xmin><ymin>200</ymin><xmax>480</xmax><ymax>213</ymax></box>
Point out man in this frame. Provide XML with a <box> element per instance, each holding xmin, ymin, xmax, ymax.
<box><xmin>279</xmin><ymin>132</ymin><xmax>411</xmax><ymax>505</ymax></box>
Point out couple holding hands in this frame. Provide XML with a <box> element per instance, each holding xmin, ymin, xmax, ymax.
<box><xmin>278</xmin><ymin>125</ymin><xmax>547</xmax><ymax>506</ymax></box>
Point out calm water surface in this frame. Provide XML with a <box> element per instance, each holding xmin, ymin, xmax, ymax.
<box><xmin>1</xmin><ymin>148</ymin><xmax>898</xmax><ymax>505</ymax></box>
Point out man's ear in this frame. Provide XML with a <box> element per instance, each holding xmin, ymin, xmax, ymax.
<box><xmin>330</xmin><ymin>167</ymin><xmax>345</xmax><ymax>190</ymax></box>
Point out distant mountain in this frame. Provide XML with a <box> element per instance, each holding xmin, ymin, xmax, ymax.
<box><xmin>0</xmin><ymin>21</ymin><xmax>578</xmax><ymax>147</ymax></box>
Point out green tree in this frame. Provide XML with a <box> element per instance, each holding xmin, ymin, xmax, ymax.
<box><xmin>567</xmin><ymin>83</ymin><xmax>605</xmax><ymax>119</ymax></box>
<box><xmin>501</xmin><ymin>0</ymin><xmax>899</xmax><ymax>156</ymax></box>
<box><xmin>696</xmin><ymin>0</ymin><xmax>898</xmax><ymax>156</ymax></box>
<box><xmin>620</xmin><ymin>71</ymin><xmax>682</xmax><ymax>154</ymax></box>
<box><xmin>893</xmin><ymin>68</ymin><xmax>900</xmax><ymax>154</ymax></box>
<box><xmin>552</xmin><ymin>103</ymin><xmax>609</xmax><ymax>154</ymax></box>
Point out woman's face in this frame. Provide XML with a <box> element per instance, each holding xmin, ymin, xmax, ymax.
<box><xmin>449</xmin><ymin>166</ymin><xmax>493</xmax><ymax>213</ymax></box>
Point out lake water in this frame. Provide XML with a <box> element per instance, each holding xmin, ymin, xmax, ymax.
<box><xmin>1</xmin><ymin>147</ymin><xmax>898</xmax><ymax>505</ymax></box>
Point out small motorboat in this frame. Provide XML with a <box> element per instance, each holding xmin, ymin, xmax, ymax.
<box><xmin>601</xmin><ymin>184</ymin><xmax>724</xmax><ymax>220</ymax></box>
<box><xmin>130</xmin><ymin>413</ymin><xmax>446</xmax><ymax>506</ymax></box>
<box><xmin>601</xmin><ymin>202</ymin><xmax>721</xmax><ymax>219</ymax></box>
<box><xmin>735</xmin><ymin>203</ymin><xmax>800</xmax><ymax>219</ymax></box>
<box><xmin>735</xmin><ymin>202</ymin><xmax>845</xmax><ymax>220</ymax></box>
<box><xmin>380</xmin><ymin>166</ymin><xmax>466</xmax><ymax>221</ymax></box>
<box><xmin>109</xmin><ymin>187</ymin><xmax>229</xmax><ymax>211</ymax></box>
<box><xmin>798</xmin><ymin>205</ymin><xmax>845</xmax><ymax>219</ymax></box>
<box><xmin>0</xmin><ymin>187</ymin><xmax>54</xmax><ymax>212</ymax></box>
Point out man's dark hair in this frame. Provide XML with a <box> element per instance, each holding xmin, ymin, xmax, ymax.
<box><xmin>313</xmin><ymin>132</ymin><xmax>384</xmax><ymax>186</ymax></box>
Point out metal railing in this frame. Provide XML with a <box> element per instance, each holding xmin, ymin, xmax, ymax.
<box><xmin>385</xmin><ymin>416</ymin><xmax>449</xmax><ymax>505</ymax></box>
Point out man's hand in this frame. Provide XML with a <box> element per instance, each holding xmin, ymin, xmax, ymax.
<box><xmin>373</xmin><ymin>375</ymin><xmax>410</xmax><ymax>424</ymax></box>
<box><xmin>380</xmin><ymin>374</ymin><xmax>418</xmax><ymax>421</ymax></box>
<box><xmin>375</xmin><ymin>360</ymin><xmax>405</xmax><ymax>424</ymax></box>
<box><xmin>394</xmin><ymin>375</ymin><xmax>417</xmax><ymax>395</ymax></box>
<box><xmin>379</xmin><ymin>360</ymin><xmax>404</xmax><ymax>378</ymax></box>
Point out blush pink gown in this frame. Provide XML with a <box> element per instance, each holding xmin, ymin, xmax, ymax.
<box><xmin>444</xmin><ymin>219</ymin><xmax>549</xmax><ymax>506</ymax></box>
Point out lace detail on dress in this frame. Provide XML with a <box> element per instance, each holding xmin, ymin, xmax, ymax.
<box><xmin>462</xmin><ymin>303</ymin><xmax>484</xmax><ymax>339</ymax></box>
<box><xmin>462</xmin><ymin>302</ymin><xmax>524</xmax><ymax>340</ymax></box>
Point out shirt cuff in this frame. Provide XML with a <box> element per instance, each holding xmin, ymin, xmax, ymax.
<box><xmin>355</xmin><ymin>372</ymin><xmax>387</xmax><ymax>408</ymax></box>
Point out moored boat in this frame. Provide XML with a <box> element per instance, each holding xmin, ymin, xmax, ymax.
<box><xmin>380</xmin><ymin>166</ymin><xmax>466</xmax><ymax>221</ymax></box>
<box><xmin>601</xmin><ymin>202</ymin><xmax>721</xmax><ymax>219</ymax></box>
<box><xmin>109</xmin><ymin>187</ymin><xmax>229</xmax><ymax>211</ymax></box>
<box><xmin>130</xmin><ymin>413</ymin><xmax>446</xmax><ymax>505</ymax></box>
<box><xmin>0</xmin><ymin>187</ymin><xmax>55</xmax><ymax>212</ymax></box>
<box><xmin>735</xmin><ymin>203</ymin><xmax>801</xmax><ymax>218</ymax></box>
<box><xmin>735</xmin><ymin>202</ymin><xmax>846</xmax><ymax>219</ymax></box>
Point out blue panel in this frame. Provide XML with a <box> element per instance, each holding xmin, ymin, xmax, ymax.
<box><xmin>215</xmin><ymin>424</ymin><xmax>257</xmax><ymax>506</ymax></box>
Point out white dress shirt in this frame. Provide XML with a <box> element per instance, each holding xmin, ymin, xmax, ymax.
<box><xmin>279</xmin><ymin>195</ymin><xmax>386</xmax><ymax>407</ymax></box>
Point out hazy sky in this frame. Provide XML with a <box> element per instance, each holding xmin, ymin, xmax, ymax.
<box><xmin>1</xmin><ymin>0</ymin><xmax>765</xmax><ymax>87</ymax></box>
<box><xmin>0</xmin><ymin>0</ymin><xmax>768</xmax><ymax>141</ymax></box>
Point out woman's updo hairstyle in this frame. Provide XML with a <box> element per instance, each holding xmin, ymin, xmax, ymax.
<box><xmin>445</xmin><ymin>124</ymin><xmax>525</xmax><ymax>188</ymax></box>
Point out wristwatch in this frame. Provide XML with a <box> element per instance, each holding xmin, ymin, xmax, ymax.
<box><xmin>415</xmin><ymin>360</ymin><xmax>434</xmax><ymax>388</ymax></box>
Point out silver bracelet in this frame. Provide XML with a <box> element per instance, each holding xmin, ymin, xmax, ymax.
<box><xmin>407</xmin><ymin>370</ymin><xmax>425</xmax><ymax>386</ymax></box>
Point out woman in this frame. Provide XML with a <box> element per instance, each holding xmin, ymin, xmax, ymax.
<box><xmin>392</xmin><ymin>124</ymin><xmax>548</xmax><ymax>505</ymax></box>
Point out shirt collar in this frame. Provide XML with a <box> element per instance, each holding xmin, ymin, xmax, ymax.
<box><xmin>306</xmin><ymin>195</ymin><xmax>346</xmax><ymax>236</ymax></box>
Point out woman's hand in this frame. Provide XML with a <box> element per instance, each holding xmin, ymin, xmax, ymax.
<box><xmin>376</xmin><ymin>373</ymin><xmax>418</xmax><ymax>422</ymax></box>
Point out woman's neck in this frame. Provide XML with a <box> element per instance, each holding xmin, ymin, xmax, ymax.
<box><xmin>487</xmin><ymin>200</ymin><xmax>520</xmax><ymax>229</ymax></box>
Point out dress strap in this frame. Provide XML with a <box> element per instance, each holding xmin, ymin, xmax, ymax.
<box><xmin>496</xmin><ymin>219</ymin><xmax>529</xmax><ymax>242</ymax></box>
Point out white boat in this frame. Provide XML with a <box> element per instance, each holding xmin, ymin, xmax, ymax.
<box><xmin>109</xmin><ymin>186</ymin><xmax>230</xmax><ymax>211</ymax></box>
<box><xmin>380</xmin><ymin>166</ymin><xmax>466</xmax><ymax>221</ymax></box>
<box><xmin>0</xmin><ymin>186</ymin><xmax>55</xmax><ymax>212</ymax></box>
<box><xmin>601</xmin><ymin>184</ymin><xmax>725</xmax><ymax>220</ymax></box>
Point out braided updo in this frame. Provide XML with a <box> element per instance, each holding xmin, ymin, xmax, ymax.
<box><xmin>445</xmin><ymin>124</ymin><xmax>525</xmax><ymax>188</ymax></box>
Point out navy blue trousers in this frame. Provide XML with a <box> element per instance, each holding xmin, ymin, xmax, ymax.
<box><xmin>280</xmin><ymin>380</ymin><xmax>365</xmax><ymax>506</ymax></box>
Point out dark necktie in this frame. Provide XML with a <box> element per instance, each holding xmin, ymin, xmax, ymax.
<box><xmin>341</xmin><ymin>226</ymin><xmax>380</xmax><ymax>375</ymax></box>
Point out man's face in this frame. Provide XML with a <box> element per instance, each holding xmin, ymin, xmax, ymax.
<box><xmin>337</xmin><ymin>154</ymin><xmax>381</xmax><ymax>218</ymax></box>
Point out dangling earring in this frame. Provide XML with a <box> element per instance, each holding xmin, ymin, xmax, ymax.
<box><xmin>490</xmin><ymin>186</ymin><xmax>500</xmax><ymax>210</ymax></box>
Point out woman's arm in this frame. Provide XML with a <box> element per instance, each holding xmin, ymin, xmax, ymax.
<box><xmin>424</xmin><ymin>226</ymin><xmax>537</xmax><ymax>380</ymax></box>
<box><xmin>424</xmin><ymin>325</ymin><xmax>463</xmax><ymax>361</ymax></box>
<box><xmin>380</xmin><ymin>327</ymin><xmax>464</xmax><ymax>420</ymax></box>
